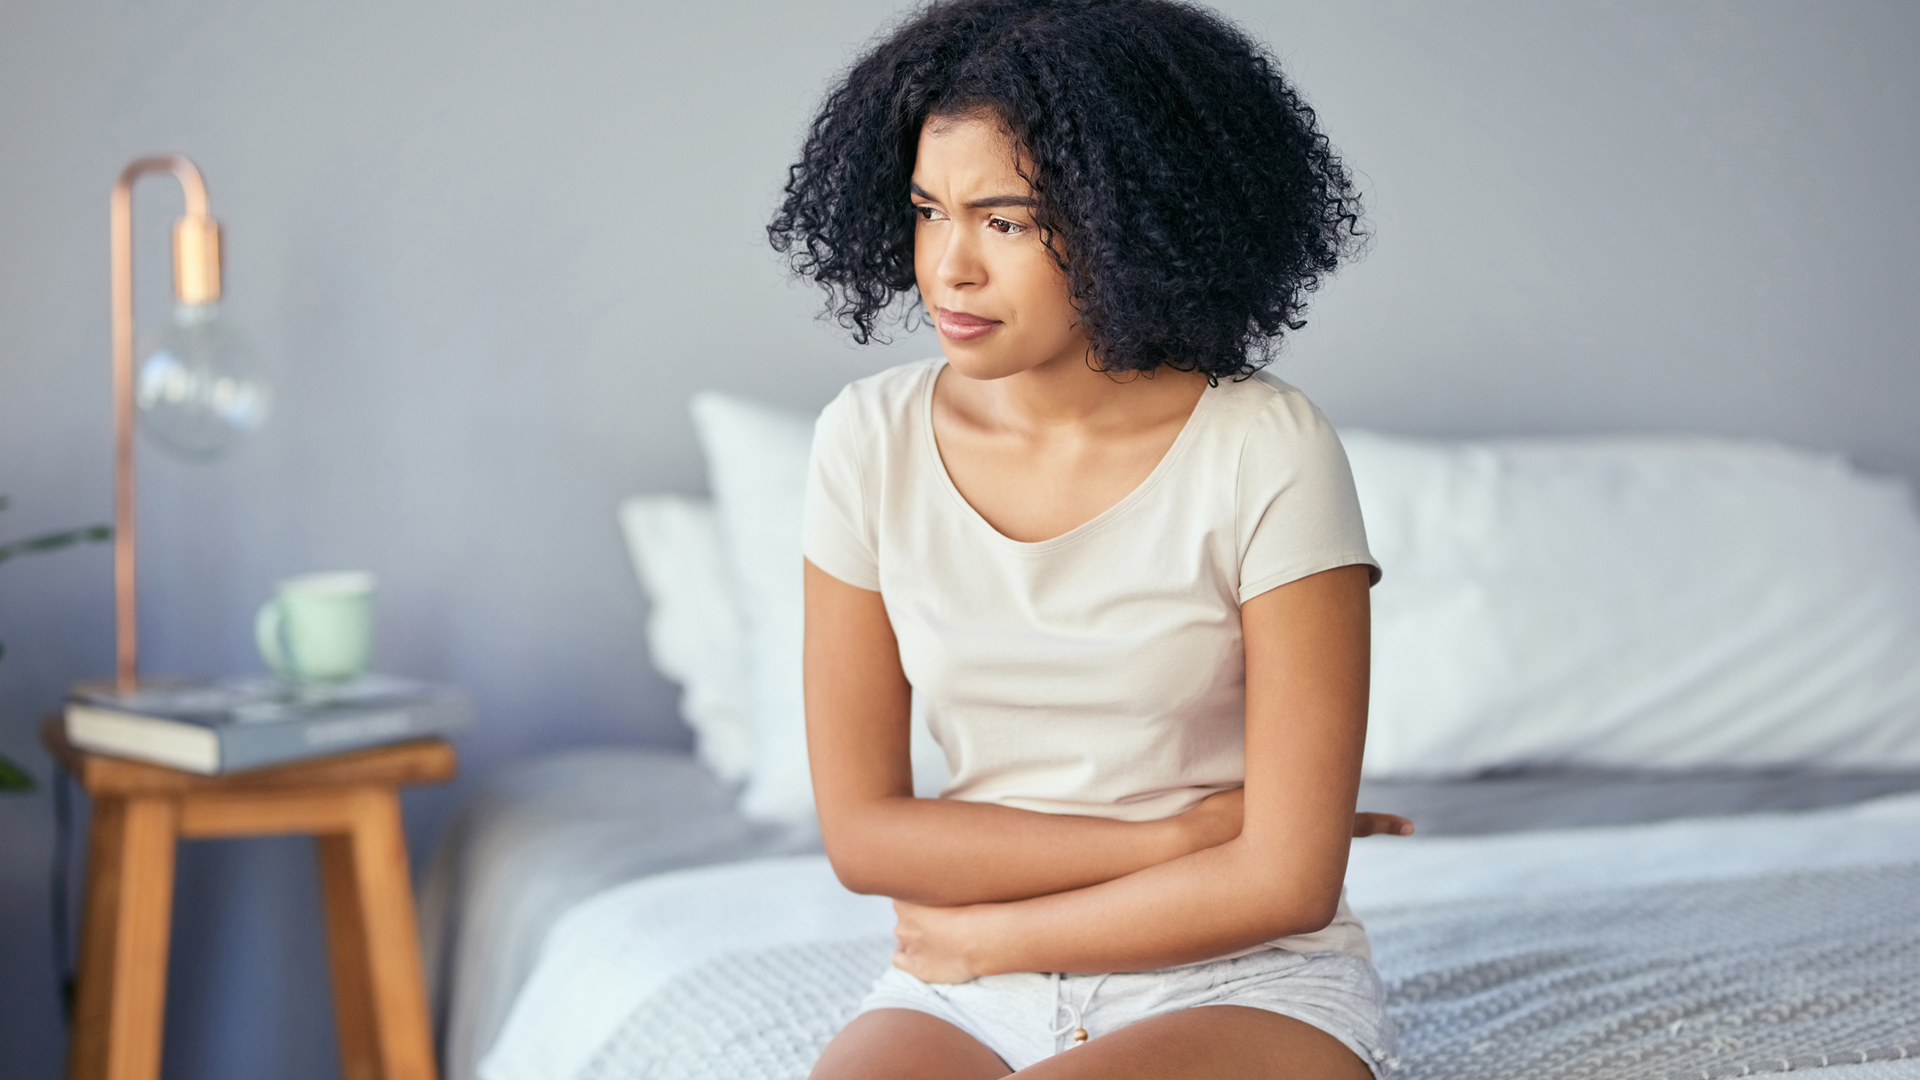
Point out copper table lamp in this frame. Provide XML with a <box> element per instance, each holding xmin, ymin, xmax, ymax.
<box><xmin>108</xmin><ymin>155</ymin><xmax>270</xmax><ymax>692</ymax></box>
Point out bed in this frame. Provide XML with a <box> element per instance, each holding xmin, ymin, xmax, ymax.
<box><xmin>425</xmin><ymin>389</ymin><xmax>1920</xmax><ymax>1080</ymax></box>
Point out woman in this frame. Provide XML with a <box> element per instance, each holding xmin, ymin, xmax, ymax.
<box><xmin>770</xmin><ymin>2</ymin><xmax>1406</xmax><ymax>1076</ymax></box>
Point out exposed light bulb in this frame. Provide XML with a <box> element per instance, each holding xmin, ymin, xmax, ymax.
<box><xmin>135</xmin><ymin>301</ymin><xmax>271</xmax><ymax>459</ymax></box>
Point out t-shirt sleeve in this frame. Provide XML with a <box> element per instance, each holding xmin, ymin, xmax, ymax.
<box><xmin>1235</xmin><ymin>391</ymin><xmax>1380</xmax><ymax>604</ymax></box>
<box><xmin>803</xmin><ymin>386</ymin><xmax>882</xmax><ymax>591</ymax></box>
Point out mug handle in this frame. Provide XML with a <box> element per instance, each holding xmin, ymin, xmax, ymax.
<box><xmin>254</xmin><ymin>599</ymin><xmax>293</xmax><ymax>679</ymax></box>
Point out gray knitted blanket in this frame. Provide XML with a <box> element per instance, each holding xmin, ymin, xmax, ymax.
<box><xmin>578</xmin><ymin>863</ymin><xmax>1920</xmax><ymax>1080</ymax></box>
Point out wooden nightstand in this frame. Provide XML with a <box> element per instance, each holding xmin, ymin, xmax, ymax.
<box><xmin>41</xmin><ymin>719</ymin><xmax>457</xmax><ymax>1080</ymax></box>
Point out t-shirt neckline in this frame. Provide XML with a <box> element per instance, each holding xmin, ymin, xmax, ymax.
<box><xmin>918</xmin><ymin>358</ymin><xmax>1219</xmax><ymax>553</ymax></box>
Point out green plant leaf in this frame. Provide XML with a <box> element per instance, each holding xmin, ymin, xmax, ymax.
<box><xmin>0</xmin><ymin>524</ymin><xmax>113</xmax><ymax>566</ymax></box>
<box><xmin>0</xmin><ymin>504</ymin><xmax>112</xmax><ymax>748</ymax></box>
<box><xmin>0</xmin><ymin>753</ymin><xmax>32</xmax><ymax>792</ymax></box>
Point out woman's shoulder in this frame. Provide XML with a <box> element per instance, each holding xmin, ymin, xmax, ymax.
<box><xmin>1204</xmin><ymin>369</ymin><xmax>1343</xmax><ymax>453</ymax></box>
<box><xmin>823</xmin><ymin>359</ymin><xmax>939</xmax><ymax>430</ymax></box>
<box><xmin>812</xmin><ymin>360</ymin><xmax>939</xmax><ymax>478</ymax></box>
<box><xmin>1212</xmin><ymin>371</ymin><xmax>1378</xmax><ymax>591</ymax></box>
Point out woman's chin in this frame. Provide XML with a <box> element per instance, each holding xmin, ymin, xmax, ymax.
<box><xmin>938</xmin><ymin>343</ymin><xmax>1023</xmax><ymax>381</ymax></box>
<box><xmin>937</xmin><ymin>338</ymin><xmax>1063</xmax><ymax>382</ymax></box>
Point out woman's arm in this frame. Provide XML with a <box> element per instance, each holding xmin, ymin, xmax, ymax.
<box><xmin>889</xmin><ymin>564</ymin><xmax>1374</xmax><ymax>979</ymax></box>
<box><xmin>805</xmin><ymin>560</ymin><xmax>1244</xmax><ymax>905</ymax></box>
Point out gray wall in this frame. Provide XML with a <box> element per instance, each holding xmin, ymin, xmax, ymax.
<box><xmin>1</xmin><ymin>2</ymin><xmax>1915</xmax><ymax>1077</ymax></box>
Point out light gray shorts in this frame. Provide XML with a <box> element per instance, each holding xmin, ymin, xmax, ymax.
<box><xmin>856</xmin><ymin>948</ymin><xmax>1399</xmax><ymax>1076</ymax></box>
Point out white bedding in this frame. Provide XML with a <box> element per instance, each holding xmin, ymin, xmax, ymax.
<box><xmin>480</xmin><ymin>791</ymin><xmax>1920</xmax><ymax>1080</ymax></box>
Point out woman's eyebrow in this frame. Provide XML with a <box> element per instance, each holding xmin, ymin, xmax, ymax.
<box><xmin>909</xmin><ymin>181</ymin><xmax>1034</xmax><ymax>210</ymax></box>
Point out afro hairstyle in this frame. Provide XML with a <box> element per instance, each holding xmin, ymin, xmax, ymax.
<box><xmin>768</xmin><ymin>0</ymin><xmax>1365</xmax><ymax>381</ymax></box>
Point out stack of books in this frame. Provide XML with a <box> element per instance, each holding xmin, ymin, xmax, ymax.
<box><xmin>65</xmin><ymin>674</ymin><xmax>471</xmax><ymax>774</ymax></box>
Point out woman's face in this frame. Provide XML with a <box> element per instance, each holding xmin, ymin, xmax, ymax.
<box><xmin>911</xmin><ymin>113</ymin><xmax>1090</xmax><ymax>381</ymax></box>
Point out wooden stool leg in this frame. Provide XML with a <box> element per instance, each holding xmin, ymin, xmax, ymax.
<box><xmin>69</xmin><ymin>795</ymin><xmax>180</xmax><ymax>1080</ymax></box>
<box><xmin>317</xmin><ymin>787</ymin><xmax>436</xmax><ymax>1080</ymax></box>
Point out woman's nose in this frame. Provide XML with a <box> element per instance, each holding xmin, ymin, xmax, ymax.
<box><xmin>936</xmin><ymin>228</ymin><xmax>983</xmax><ymax>290</ymax></box>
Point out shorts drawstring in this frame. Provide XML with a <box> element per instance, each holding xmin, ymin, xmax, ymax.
<box><xmin>1049</xmin><ymin>971</ymin><xmax>1112</xmax><ymax>1048</ymax></box>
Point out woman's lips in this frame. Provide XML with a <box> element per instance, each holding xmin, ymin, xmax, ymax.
<box><xmin>936</xmin><ymin>307</ymin><xmax>1001</xmax><ymax>342</ymax></box>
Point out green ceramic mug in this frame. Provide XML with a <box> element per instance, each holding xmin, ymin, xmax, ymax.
<box><xmin>254</xmin><ymin>571</ymin><xmax>376</xmax><ymax>682</ymax></box>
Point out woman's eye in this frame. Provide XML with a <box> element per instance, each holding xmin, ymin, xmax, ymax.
<box><xmin>987</xmin><ymin>217</ymin><xmax>1025</xmax><ymax>235</ymax></box>
<box><xmin>914</xmin><ymin>204</ymin><xmax>944</xmax><ymax>222</ymax></box>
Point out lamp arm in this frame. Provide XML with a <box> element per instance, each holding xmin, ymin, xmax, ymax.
<box><xmin>110</xmin><ymin>155</ymin><xmax>214</xmax><ymax>693</ymax></box>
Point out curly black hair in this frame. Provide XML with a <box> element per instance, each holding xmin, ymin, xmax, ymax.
<box><xmin>768</xmin><ymin>0</ymin><xmax>1364</xmax><ymax>381</ymax></box>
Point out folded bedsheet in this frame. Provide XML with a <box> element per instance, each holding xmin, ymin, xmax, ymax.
<box><xmin>1353</xmin><ymin>765</ymin><xmax>1920</xmax><ymax>835</ymax></box>
<box><xmin>420</xmin><ymin>749</ymin><xmax>815</xmax><ymax>1080</ymax></box>
<box><xmin>480</xmin><ymin>791</ymin><xmax>1920</xmax><ymax>1080</ymax></box>
<box><xmin>569</xmin><ymin>862</ymin><xmax>1920</xmax><ymax>1080</ymax></box>
<box><xmin>432</xmin><ymin>750</ymin><xmax>1920</xmax><ymax>1079</ymax></box>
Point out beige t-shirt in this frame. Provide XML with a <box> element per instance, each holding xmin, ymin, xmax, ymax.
<box><xmin>803</xmin><ymin>359</ymin><xmax>1379</xmax><ymax>959</ymax></box>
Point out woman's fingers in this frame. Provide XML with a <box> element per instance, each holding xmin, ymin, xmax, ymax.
<box><xmin>1352</xmin><ymin>811</ymin><xmax>1414</xmax><ymax>838</ymax></box>
<box><xmin>890</xmin><ymin>900</ymin><xmax>978</xmax><ymax>984</ymax></box>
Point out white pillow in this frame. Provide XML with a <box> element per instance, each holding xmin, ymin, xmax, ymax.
<box><xmin>689</xmin><ymin>394</ymin><xmax>816</xmax><ymax>822</ymax></box>
<box><xmin>1349</xmin><ymin>431</ymin><xmax>1920</xmax><ymax>777</ymax></box>
<box><xmin>677</xmin><ymin>390</ymin><xmax>1920</xmax><ymax>801</ymax></box>
<box><xmin>616</xmin><ymin>496</ymin><xmax>755</xmax><ymax>783</ymax></box>
<box><xmin>689</xmin><ymin>392</ymin><xmax>950</xmax><ymax>824</ymax></box>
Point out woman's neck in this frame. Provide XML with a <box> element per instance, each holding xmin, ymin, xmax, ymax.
<box><xmin>955</xmin><ymin>354</ymin><xmax>1209</xmax><ymax>437</ymax></box>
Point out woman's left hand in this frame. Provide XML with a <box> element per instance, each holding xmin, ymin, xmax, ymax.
<box><xmin>891</xmin><ymin>899</ymin><xmax>986</xmax><ymax>984</ymax></box>
<box><xmin>1353</xmin><ymin>811</ymin><xmax>1414</xmax><ymax>838</ymax></box>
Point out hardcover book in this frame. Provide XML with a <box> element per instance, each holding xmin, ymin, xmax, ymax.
<box><xmin>65</xmin><ymin>674</ymin><xmax>471</xmax><ymax>774</ymax></box>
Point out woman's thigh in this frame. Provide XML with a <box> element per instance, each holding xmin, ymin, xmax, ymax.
<box><xmin>810</xmin><ymin>1008</ymin><xmax>1014</xmax><ymax>1080</ymax></box>
<box><xmin>1012</xmin><ymin>1005</ymin><xmax>1374</xmax><ymax>1080</ymax></box>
